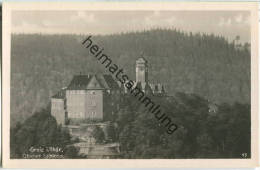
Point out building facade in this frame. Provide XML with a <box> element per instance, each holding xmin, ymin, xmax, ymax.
<box><xmin>51</xmin><ymin>89</ymin><xmax>66</xmax><ymax>125</ymax></box>
<box><xmin>51</xmin><ymin>56</ymin><xmax>166</xmax><ymax>125</ymax></box>
<box><xmin>51</xmin><ymin>74</ymin><xmax>120</xmax><ymax>125</ymax></box>
<box><xmin>50</xmin><ymin>56</ymin><xmax>167</xmax><ymax>158</ymax></box>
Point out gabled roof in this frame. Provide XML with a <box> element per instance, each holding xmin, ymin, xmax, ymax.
<box><xmin>67</xmin><ymin>75</ymin><xmax>92</xmax><ymax>90</ymax></box>
<box><xmin>96</xmin><ymin>74</ymin><xmax>110</xmax><ymax>89</ymax></box>
<box><xmin>86</xmin><ymin>75</ymin><xmax>104</xmax><ymax>90</ymax></box>
<box><xmin>66</xmin><ymin>74</ymin><xmax>119</xmax><ymax>90</ymax></box>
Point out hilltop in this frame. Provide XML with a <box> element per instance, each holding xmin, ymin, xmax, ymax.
<box><xmin>11</xmin><ymin>29</ymin><xmax>250</xmax><ymax>124</ymax></box>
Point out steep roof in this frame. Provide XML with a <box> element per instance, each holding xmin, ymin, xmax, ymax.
<box><xmin>95</xmin><ymin>74</ymin><xmax>110</xmax><ymax>89</ymax></box>
<box><xmin>66</xmin><ymin>74</ymin><xmax>119</xmax><ymax>90</ymax></box>
<box><xmin>67</xmin><ymin>75</ymin><xmax>92</xmax><ymax>90</ymax></box>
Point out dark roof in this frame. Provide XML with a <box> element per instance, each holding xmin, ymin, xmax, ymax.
<box><xmin>67</xmin><ymin>75</ymin><xmax>92</xmax><ymax>90</ymax></box>
<box><xmin>66</xmin><ymin>74</ymin><xmax>119</xmax><ymax>90</ymax></box>
<box><xmin>103</xmin><ymin>75</ymin><xmax>120</xmax><ymax>89</ymax></box>
<box><xmin>52</xmin><ymin>88</ymin><xmax>66</xmax><ymax>99</ymax></box>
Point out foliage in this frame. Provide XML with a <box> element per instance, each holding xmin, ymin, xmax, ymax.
<box><xmin>10</xmin><ymin>107</ymin><xmax>78</xmax><ymax>158</ymax></box>
<box><xmin>11</xmin><ymin>29</ymin><xmax>250</xmax><ymax>124</ymax></box>
<box><xmin>91</xmin><ymin>126</ymin><xmax>105</xmax><ymax>144</ymax></box>
<box><xmin>64</xmin><ymin>146</ymin><xmax>80</xmax><ymax>158</ymax></box>
<box><xmin>10</xmin><ymin>29</ymin><xmax>251</xmax><ymax>158</ymax></box>
<box><xmin>106</xmin><ymin>124</ymin><xmax>118</xmax><ymax>142</ymax></box>
<box><xmin>116</xmin><ymin>92</ymin><xmax>251</xmax><ymax>158</ymax></box>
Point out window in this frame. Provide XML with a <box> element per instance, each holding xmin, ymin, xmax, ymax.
<box><xmin>91</xmin><ymin>111</ymin><xmax>96</xmax><ymax>119</ymax></box>
<box><xmin>89</xmin><ymin>101</ymin><xmax>96</xmax><ymax>106</ymax></box>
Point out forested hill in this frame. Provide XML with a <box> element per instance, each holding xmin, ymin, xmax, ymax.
<box><xmin>11</xmin><ymin>29</ymin><xmax>250</xmax><ymax>124</ymax></box>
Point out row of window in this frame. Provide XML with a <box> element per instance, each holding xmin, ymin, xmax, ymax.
<box><xmin>69</xmin><ymin>112</ymin><xmax>84</xmax><ymax>118</ymax></box>
<box><xmin>66</xmin><ymin>96</ymin><xmax>96</xmax><ymax>99</ymax></box>
<box><xmin>67</xmin><ymin>90</ymin><xmax>121</xmax><ymax>95</ymax></box>
<box><xmin>67</xmin><ymin>102</ymin><xmax>84</xmax><ymax>106</ymax></box>
<box><xmin>67</xmin><ymin>91</ymin><xmax>96</xmax><ymax>95</ymax></box>
<box><xmin>66</xmin><ymin>101</ymin><xmax>97</xmax><ymax>106</ymax></box>
<box><xmin>52</xmin><ymin>103</ymin><xmax>63</xmax><ymax>110</ymax></box>
<box><xmin>69</xmin><ymin>112</ymin><xmax>97</xmax><ymax>118</ymax></box>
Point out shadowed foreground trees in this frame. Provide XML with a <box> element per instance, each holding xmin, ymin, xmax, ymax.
<box><xmin>10</xmin><ymin>92</ymin><xmax>250</xmax><ymax>158</ymax></box>
<box><xmin>116</xmin><ymin>92</ymin><xmax>250</xmax><ymax>158</ymax></box>
<box><xmin>10</xmin><ymin>107</ymin><xmax>79</xmax><ymax>158</ymax></box>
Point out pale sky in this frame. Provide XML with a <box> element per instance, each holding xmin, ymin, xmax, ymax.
<box><xmin>12</xmin><ymin>10</ymin><xmax>250</xmax><ymax>43</ymax></box>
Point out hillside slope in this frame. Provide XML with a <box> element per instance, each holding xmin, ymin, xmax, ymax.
<box><xmin>11</xmin><ymin>29</ymin><xmax>250</xmax><ymax>124</ymax></box>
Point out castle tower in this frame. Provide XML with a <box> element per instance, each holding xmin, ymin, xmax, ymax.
<box><xmin>136</xmin><ymin>56</ymin><xmax>148</xmax><ymax>86</ymax></box>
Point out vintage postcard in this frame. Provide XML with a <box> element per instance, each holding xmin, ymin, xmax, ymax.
<box><xmin>2</xmin><ymin>1</ymin><xmax>259</xmax><ymax>168</ymax></box>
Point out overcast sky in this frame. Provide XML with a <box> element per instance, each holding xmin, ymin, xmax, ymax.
<box><xmin>12</xmin><ymin>10</ymin><xmax>250</xmax><ymax>43</ymax></box>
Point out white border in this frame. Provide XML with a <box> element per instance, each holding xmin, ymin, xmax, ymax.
<box><xmin>2</xmin><ymin>1</ymin><xmax>259</xmax><ymax>168</ymax></box>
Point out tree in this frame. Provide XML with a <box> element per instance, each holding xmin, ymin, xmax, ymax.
<box><xmin>107</xmin><ymin>124</ymin><xmax>117</xmax><ymax>142</ymax></box>
<box><xmin>91</xmin><ymin>126</ymin><xmax>105</xmax><ymax>144</ymax></box>
<box><xmin>10</xmin><ymin>107</ymin><xmax>75</xmax><ymax>158</ymax></box>
<box><xmin>11</xmin><ymin>30</ymin><xmax>250</xmax><ymax>126</ymax></box>
<box><xmin>64</xmin><ymin>146</ymin><xmax>80</xmax><ymax>158</ymax></box>
<box><xmin>117</xmin><ymin>91</ymin><xmax>250</xmax><ymax>158</ymax></box>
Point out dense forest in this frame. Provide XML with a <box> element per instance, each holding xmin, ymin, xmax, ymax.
<box><xmin>116</xmin><ymin>92</ymin><xmax>250</xmax><ymax>158</ymax></box>
<box><xmin>11</xmin><ymin>92</ymin><xmax>250</xmax><ymax>158</ymax></box>
<box><xmin>11</xmin><ymin>29</ymin><xmax>250</xmax><ymax>125</ymax></box>
<box><xmin>10</xmin><ymin>106</ymin><xmax>79</xmax><ymax>158</ymax></box>
<box><xmin>10</xmin><ymin>29</ymin><xmax>251</xmax><ymax>158</ymax></box>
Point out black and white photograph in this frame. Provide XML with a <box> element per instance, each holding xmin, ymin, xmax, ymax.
<box><xmin>2</xmin><ymin>2</ymin><xmax>259</xmax><ymax>168</ymax></box>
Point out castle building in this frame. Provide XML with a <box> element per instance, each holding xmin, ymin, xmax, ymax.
<box><xmin>50</xmin><ymin>56</ymin><xmax>166</xmax><ymax>158</ymax></box>
<box><xmin>51</xmin><ymin>74</ymin><xmax>120</xmax><ymax>125</ymax></box>
<box><xmin>51</xmin><ymin>56</ymin><xmax>166</xmax><ymax>126</ymax></box>
<box><xmin>133</xmin><ymin>56</ymin><xmax>166</xmax><ymax>95</ymax></box>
